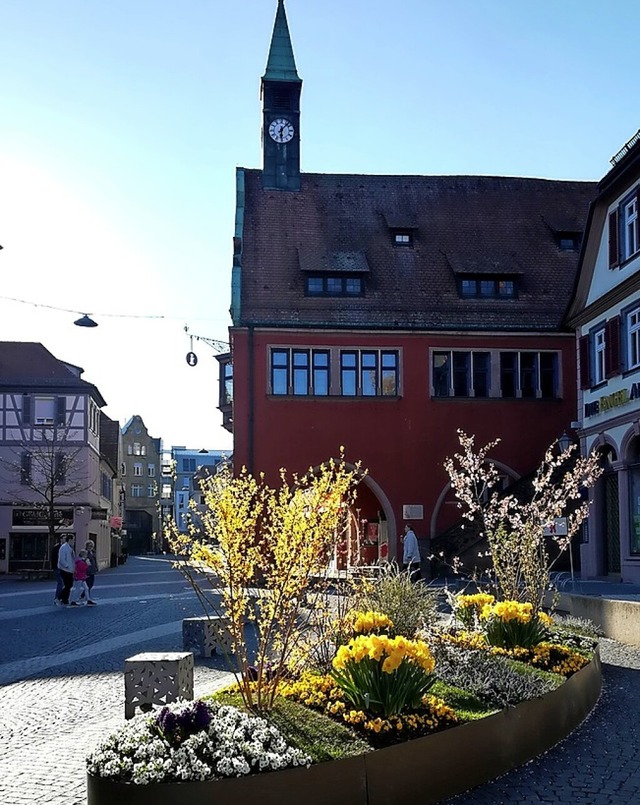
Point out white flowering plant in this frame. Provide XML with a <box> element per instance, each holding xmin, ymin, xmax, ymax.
<box><xmin>444</xmin><ymin>431</ymin><xmax>603</xmax><ymax>609</ymax></box>
<box><xmin>86</xmin><ymin>699</ymin><xmax>311</xmax><ymax>785</ymax></box>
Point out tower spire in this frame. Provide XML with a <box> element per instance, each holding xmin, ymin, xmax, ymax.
<box><xmin>261</xmin><ymin>0</ymin><xmax>302</xmax><ymax>190</ymax></box>
<box><xmin>263</xmin><ymin>0</ymin><xmax>300</xmax><ymax>83</ymax></box>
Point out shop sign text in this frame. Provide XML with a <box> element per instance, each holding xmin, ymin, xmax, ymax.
<box><xmin>584</xmin><ymin>382</ymin><xmax>640</xmax><ymax>418</ymax></box>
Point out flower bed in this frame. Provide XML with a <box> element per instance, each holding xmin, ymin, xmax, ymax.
<box><xmin>87</xmin><ymin>648</ymin><xmax>601</xmax><ymax>805</ymax></box>
<box><xmin>89</xmin><ymin>442</ymin><xmax>605</xmax><ymax>805</ymax></box>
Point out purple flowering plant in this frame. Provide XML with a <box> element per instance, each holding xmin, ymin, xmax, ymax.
<box><xmin>154</xmin><ymin>699</ymin><xmax>212</xmax><ymax>747</ymax></box>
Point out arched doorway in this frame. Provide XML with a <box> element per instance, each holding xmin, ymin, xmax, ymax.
<box><xmin>597</xmin><ymin>445</ymin><xmax>620</xmax><ymax>575</ymax></box>
<box><xmin>430</xmin><ymin>460</ymin><xmax>520</xmax><ymax>538</ymax></box>
<box><xmin>329</xmin><ymin>471</ymin><xmax>396</xmax><ymax>573</ymax></box>
<box><xmin>625</xmin><ymin>435</ymin><xmax>640</xmax><ymax>563</ymax></box>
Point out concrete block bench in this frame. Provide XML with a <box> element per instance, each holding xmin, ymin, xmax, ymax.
<box><xmin>124</xmin><ymin>651</ymin><xmax>194</xmax><ymax>719</ymax></box>
<box><xmin>182</xmin><ymin>616</ymin><xmax>234</xmax><ymax>658</ymax></box>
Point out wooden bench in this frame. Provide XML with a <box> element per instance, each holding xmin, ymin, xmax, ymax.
<box><xmin>123</xmin><ymin>651</ymin><xmax>194</xmax><ymax>719</ymax></box>
<box><xmin>182</xmin><ymin>615</ymin><xmax>234</xmax><ymax>658</ymax></box>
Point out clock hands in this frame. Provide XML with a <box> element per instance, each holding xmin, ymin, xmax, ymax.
<box><xmin>269</xmin><ymin>118</ymin><xmax>294</xmax><ymax>143</ymax></box>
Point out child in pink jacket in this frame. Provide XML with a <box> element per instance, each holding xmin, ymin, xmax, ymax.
<box><xmin>70</xmin><ymin>550</ymin><xmax>94</xmax><ymax>606</ymax></box>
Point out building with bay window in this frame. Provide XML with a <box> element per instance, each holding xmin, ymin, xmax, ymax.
<box><xmin>220</xmin><ymin>1</ymin><xmax>596</xmax><ymax>567</ymax></box>
<box><xmin>568</xmin><ymin>129</ymin><xmax>640</xmax><ymax>583</ymax></box>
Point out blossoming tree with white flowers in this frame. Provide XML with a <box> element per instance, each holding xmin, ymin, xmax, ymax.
<box><xmin>444</xmin><ymin>430</ymin><xmax>603</xmax><ymax>610</ymax></box>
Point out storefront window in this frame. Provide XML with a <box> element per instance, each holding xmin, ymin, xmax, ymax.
<box><xmin>9</xmin><ymin>532</ymin><xmax>54</xmax><ymax>572</ymax></box>
<box><xmin>629</xmin><ymin>464</ymin><xmax>640</xmax><ymax>555</ymax></box>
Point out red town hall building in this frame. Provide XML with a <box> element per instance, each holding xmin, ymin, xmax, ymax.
<box><xmin>218</xmin><ymin>0</ymin><xmax>596</xmax><ymax>568</ymax></box>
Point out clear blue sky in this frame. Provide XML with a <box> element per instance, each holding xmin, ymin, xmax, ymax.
<box><xmin>1</xmin><ymin>0</ymin><xmax>638</xmax><ymax>451</ymax></box>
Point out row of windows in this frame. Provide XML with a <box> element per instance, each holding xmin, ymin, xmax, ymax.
<box><xmin>126</xmin><ymin>442</ymin><xmax>147</xmax><ymax>456</ymax></box>
<box><xmin>20</xmin><ymin>451</ymin><xmax>69</xmax><ymax>485</ymax></box>
<box><xmin>459</xmin><ymin>278</ymin><xmax>516</xmax><ymax>299</ymax></box>
<box><xmin>19</xmin><ymin>394</ymin><xmax>98</xmax><ymax>434</ymax></box>
<box><xmin>130</xmin><ymin>483</ymin><xmax>158</xmax><ymax>498</ymax></box>
<box><xmin>271</xmin><ymin>349</ymin><xmax>399</xmax><ymax>397</ymax></box>
<box><xmin>306</xmin><ymin>276</ymin><xmax>364</xmax><ymax>297</ymax></box>
<box><xmin>304</xmin><ymin>274</ymin><xmax>520</xmax><ymax>300</ymax></box>
<box><xmin>121</xmin><ymin>463</ymin><xmax>155</xmax><ymax>477</ymax></box>
<box><xmin>433</xmin><ymin>351</ymin><xmax>559</xmax><ymax>399</ymax></box>
<box><xmin>269</xmin><ymin>348</ymin><xmax>560</xmax><ymax>399</ymax></box>
<box><xmin>384</xmin><ymin>230</ymin><xmax>577</xmax><ymax>251</ymax></box>
<box><xmin>581</xmin><ymin>304</ymin><xmax>640</xmax><ymax>389</ymax></box>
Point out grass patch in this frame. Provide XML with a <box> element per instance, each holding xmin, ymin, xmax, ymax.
<box><xmin>505</xmin><ymin>658</ymin><xmax>565</xmax><ymax>689</ymax></box>
<box><xmin>431</xmin><ymin>680</ymin><xmax>497</xmax><ymax>722</ymax></box>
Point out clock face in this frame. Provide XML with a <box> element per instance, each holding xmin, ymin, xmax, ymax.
<box><xmin>269</xmin><ymin>118</ymin><xmax>295</xmax><ymax>144</ymax></box>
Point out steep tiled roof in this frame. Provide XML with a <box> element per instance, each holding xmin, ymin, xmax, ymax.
<box><xmin>0</xmin><ymin>341</ymin><xmax>106</xmax><ymax>404</ymax></box>
<box><xmin>99</xmin><ymin>411</ymin><xmax>120</xmax><ymax>473</ymax></box>
<box><xmin>237</xmin><ymin>171</ymin><xmax>597</xmax><ymax>331</ymax></box>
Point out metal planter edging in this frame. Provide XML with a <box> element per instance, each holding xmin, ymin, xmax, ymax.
<box><xmin>87</xmin><ymin>650</ymin><xmax>601</xmax><ymax>805</ymax></box>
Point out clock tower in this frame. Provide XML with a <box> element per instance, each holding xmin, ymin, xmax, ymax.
<box><xmin>261</xmin><ymin>0</ymin><xmax>302</xmax><ymax>191</ymax></box>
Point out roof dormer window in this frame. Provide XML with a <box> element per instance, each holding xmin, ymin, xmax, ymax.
<box><xmin>557</xmin><ymin>232</ymin><xmax>581</xmax><ymax>251</ymax></box>
<box><xmin>459</xmin><ymin>276</ymin><xmax>517</xmax><ymax>299</ymax></box>
<box><xmin>393</xmin><ymin>231</ymin><xmax>413</xmax><ymax>247</ymax></box>
<box><xmin>305</xmin><ymin>275</ymin><xmax>364</xmax><ymax>297</ymax></box>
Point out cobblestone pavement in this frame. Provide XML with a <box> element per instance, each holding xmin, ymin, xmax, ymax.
<box><xmin>444</xmin><ymin>639</ymin><xmax>640</xmax><ymax>805</ymax></box>
<box><xmin>0</xmin><ymin>556</ymin><xmax>233</xmax><ymax>805</ymax></box>
<box><xmin>1</xmin><ymin>559</ymin><xmax>639</xmax><ymax>804</ymax></box>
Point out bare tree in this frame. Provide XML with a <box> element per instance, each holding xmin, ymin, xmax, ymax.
<box><xmin>0</xmin><ymin>429</ymin><xmax>93</xmax><ymax>569</ymax></box>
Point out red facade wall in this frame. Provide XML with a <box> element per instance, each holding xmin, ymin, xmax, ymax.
<box><xmin>230</xmin><ymin>328</ymin><xmax>577</xmax><ymax>560</ymax></box>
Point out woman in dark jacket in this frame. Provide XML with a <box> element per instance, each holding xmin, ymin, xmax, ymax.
<box><xmin>83</xmin><ymin>540</ymin><xmax>99</xmax><ymax>605</ymax></box>
<box><xmin>51</xmin><ymin>536</ymin><xmax>64</xmax><ymax>604</ymax></box>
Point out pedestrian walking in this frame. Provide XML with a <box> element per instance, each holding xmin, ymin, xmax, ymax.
<box><xmin>57</xmin><ymin>535</ymin><xmax>75</xmax><ymax>606</ymax></box>
<box><xmin>50</xmin><ymin>535</ymin><xmax>64</xmax><ymax>604</ymax></box>
<box><xmin>70</xmin><ymin>550</ymin><xmax>94</xmax><ymax>606</ymax></box>
<box><xmin>401</xmin><ymin>523</ymin><xmax>422</xmax><ymax>582</ymax></box>
<box><xmin>83</xmin><ymin>539</ymin><xmax>99</xmax><ymax>603</ymax></box>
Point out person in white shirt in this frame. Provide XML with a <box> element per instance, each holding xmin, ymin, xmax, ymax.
<box><xmin>401</xmin><ymin>523</ymin><xmax>422</xmax><ymax>582</ymax></box>
<box><xmin>57</xmin><ymin>535</ymin><xmax>76</xmax><ymax>606</ymax></box>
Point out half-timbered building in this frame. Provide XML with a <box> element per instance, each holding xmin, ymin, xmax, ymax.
<box><xmin>0</xmin><ymin>341</ymin><xmax>109</xmax><ymax>574</ymax></box>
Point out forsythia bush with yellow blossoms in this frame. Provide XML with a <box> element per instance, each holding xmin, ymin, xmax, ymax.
<box><xmin>168</xmin><ymin>450</ymin><xmax>365</xmax><ymax>712</ymax></box>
